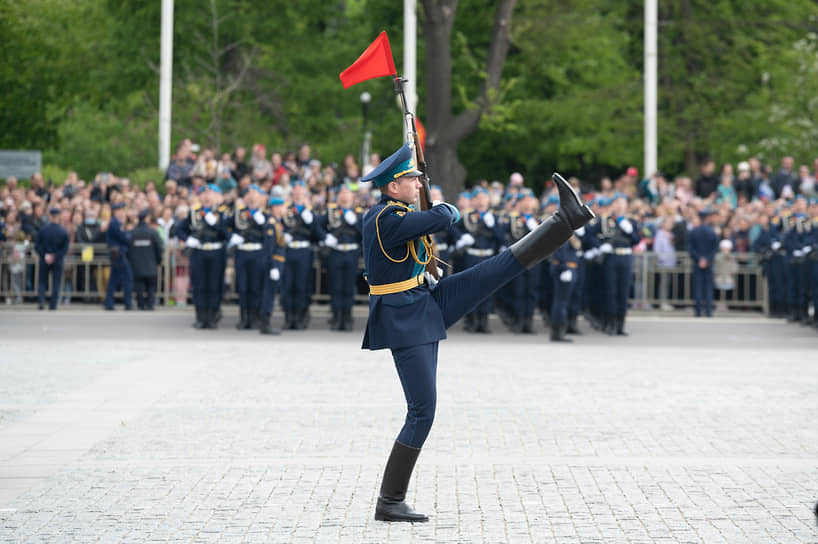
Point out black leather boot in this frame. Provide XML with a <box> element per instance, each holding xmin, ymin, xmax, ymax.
<box><xmin>193</xmin><ymin>307</ymin><xmax>206</xmax><ymax>329</ymax></box>
<box><xmin>330</xmin><ymin>309</ymin><xmax>341</xmax><ymax>330</ymax></box>
<box><xmin>236</xmin><ymin>308</ymin><xmax>249</xmax><ymax>330</ymax></box>
<box><xmin>298</xmin><ymin>307</ymin><xmax>310</xmax><ymax>330</ymax></box>
<box><xmin>477</xmin><ymin>313</ymin><xmax>491</xmax><ymax>333</ymax></box>
<box><xmin>616</xmin><ymin>315</ymin><xmax>628</xmax><ymax>336</ymax></box>
<box><xmin>206</xmin><ymin>309</ymin><xmax>219</xmax><ymax>329</ymax></box>
<box><xmin>259</xmin><ymin>314</ymin><xmax>280</xmax><ymax>335</ymax></box>
<box><xmin>510</xmin><ymin>173</ymin><xmax>594</xmax><ymax>269</ymax></box>
<box><xmin>463</xmin><ymin>313</ymin><xmax>477</xmax><ymax>332</ymax></box>
<box><xmin>550</xmin><ymin>322</ymin><xmax>572</xmax><ymax>342</ymax></box>
<box><xmin>374</xmin><ymin>441</ymin><xmax>428</xmax><ymax>522</ymax></box>
<box><xmin>566</xmin><ymin>314</ymin><xmax>582</xmax><ymax>334</ymax></box>
<box><xmin>508</xmin><ymin>315</ymin><xmax>524</xmax><ymax>333</ymax></box>
<box><xmin>604</xmin><ymin>314</ymin><xmax>616</xmax><ymax>336</ymax></box>
<box><xmin>522</xmin><ymin>315</ymin><xmax>535</xmax><ymax>334</ymax></box>
<box><xmin>342</xmin><ymin>308</ymin><xmax>355</xmax><ymax>331</ymax></box>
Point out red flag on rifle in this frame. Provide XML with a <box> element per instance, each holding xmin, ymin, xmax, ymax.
<box><xmin>339</xmin><ymin>31</ymin><xmax>397</xmax><ymax>88</ymax></box>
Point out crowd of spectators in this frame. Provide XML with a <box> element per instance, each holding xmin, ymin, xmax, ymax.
<box><xmin>1</xmin><ymin>135</ymin><xmax>817</xmax><ymax>306</ymax></box>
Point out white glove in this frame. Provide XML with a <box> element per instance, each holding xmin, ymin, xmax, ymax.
<box><xmin>455</xmin><ymin>233</ymin><xmax>476</xmax><ymax>250</ymax></box>
<box><xmin>793</xmin><ymin>249</ymin><xmax>803</xmax><ymax>258</ymax></box>
<box><xmin>269</xmin><ymin>268</ymin><xmax>280</xmax><ymax>281</ymax></box>
<box><xmin>526</xmin><ymin>217</ymin><xmax>539</xmax><ymax>231</ymax></box>
<box><xmin>205</xmin><ymin>211</ymin><xmax>218</xmax><ymax>226</ymax></box>
<box><xmin>253</xmin><ymin>210</ymin><xmax>265</xmax><ymax>225</ymax></box>
<box><xmin>802</xmin><ymin>246</ymin><xmax>812</xmax><ymax>254</ymax></box>
<box><xmin>301</xmin><ymin>209</ymin><xmax>313</xmax><ymax>224</ymax></box>
<box><xmin>559</xmin><ymin>269</ymin><xmax>573</xmax><ymax>283</ymax></box>
<box><xmin>483</xmin><ymin>212</ymin><xmax>495</xmax><ymax>228</ymax></box>
<box><xmin>343</xmin><ymin>210</ymin><xmax>357</xmax><ymax>225</ymax></box>
<box><xmin>574</xmin><ymin>226</ymin><xmax>586</xmax><ymax>237</ymax></box>
<box><xmin>284</xmin><ymin>233</ymin><xmax>293</xmax><ymax>245</ymax></box>
<box><xmin>771</xmin><ymin>241</ymin><xmax>782</xmax><ymax>251</ymax></box>
<box><xmin>325</xmin><ymin>233</ymin><xmax>339</xmax><ymax>248</ymax></box>
<box><xmin>434</xmin><ymin>201</ymin><xmax>460</xmax><ymax>219</ymax></box>
<box><xmin>584</xmin><ymin>248</ymin><xmax>597</xmax><ymax>260</ymax></box>
<box><xmin>228</xmin><ymin>233</ymin><xmax>245</xmax><ymax>247</ymax></box>
<box><xmin>424</xmin><ymin>267</ymin><xmax>444</xmax><ymax>289</ymax></box>
<box><xmin>600</xmin><ymin>243</ymin><xmax>613</xmax><ymax>254</ymax></box>
<box><xmin>185</xmin><ymin>236</ymin><xmax>201</xmax><ymax>249</ymax></box>
<box><xmin>432</xmin><ymin>199</ymin><xmax>443</xmax><ymax>207</ymax></box>
<box><xmin>618</xmin><ymin>218</ymin><xmax>633</xmax><ymax>234</ymax></box>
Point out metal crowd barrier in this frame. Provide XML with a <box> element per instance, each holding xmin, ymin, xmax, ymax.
<box><xmin>0</xmin><ymin>243</ymin><xmax>767</xmax><ymax>312</ymax></box>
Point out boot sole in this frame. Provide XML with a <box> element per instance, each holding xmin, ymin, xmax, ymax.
<box><xmin>374</xmin><ymin>513</ymin><xmax>429</xmax><ymax>522</ymax></box>
<box><xmin>552</xmin><ymin>172</ymin><xmax>595</xmax><ymax>225</ymax></box>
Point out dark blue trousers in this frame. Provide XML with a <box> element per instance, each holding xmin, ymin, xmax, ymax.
<box><xmin>328</xmin><ymin>250</ymin><xmax>359</xmax><ymax>311</ymax></box>
<box><xmin>104</xmin><ymin>257</ymin><xmax>133</xmax><ymax>309</ymax></box>
<box><xmin>235</xmin><ymin>249</ymin><xmax>265</xmax><ymax>312</ymax></box>
<box><xmin>461</xmin><ymin>254</ymin><xmax>494</xmax><ymax>313</ymax></box>
<box><xmin>390</xmin><ymin>250</ymin><xmax>523</xmax><ymax>448</ymax></box>
<box><xmin>568</xmin><ymin>260</ymin><xmax>584</xmax><ymax>317</ymax></box>
<box><xmin>604</xmin><ymin>254</ymin><xmax>632</xmax><ymax>317</ymax></box>
<box><xmin>260</xmin><ymin>267</ymin><xmax>279</xmax><ymax>317</ymax></box>
<box><xmin>788</xmin><ymin>261</ymin><xmax>807</xmax><ymax>306</ymax></box>
<box><xmin>190</xmin><ymin>248</ymin><xmax>226</xmax><ymax>310</ymax></box>
<box><xmin>281</xmin><ymin>248</ymin><xmax>313</xmax><ymax>311</ymax></box>
<box><xmin>550</xmin><ymin>267</ymin><xmax>577</xmax><ymax>325</ymax></box>
<box><xmin>38</xmin><ymin>259</ymin><xmax>63</xmax><ymax>309</ymax></box>
<box><xmin>692</xmin><ymin>265</ymin><xmax>714</xmax><ymax>317</ymax></box>
<box><xmin>511</xmin><ymin>264</ymin><xmax>540</xmax><ymax>317</ymax></box>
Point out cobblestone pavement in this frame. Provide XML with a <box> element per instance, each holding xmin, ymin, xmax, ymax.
<box><xmin>1</xmin><ymin>309</ymin><xmax>817</xmax><ymax>543</ymax></box>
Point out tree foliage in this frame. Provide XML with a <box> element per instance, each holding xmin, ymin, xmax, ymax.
<box><xmin>2</xmin><ymin>0</ymin><xmax>818</xmax><ymax>188</ymax></box>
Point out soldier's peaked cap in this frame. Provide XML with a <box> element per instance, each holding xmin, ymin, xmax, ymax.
<box><xmin>360</xmin><ymin>143</ymin><xmax>422</xmax><ymax>188</ymax></box>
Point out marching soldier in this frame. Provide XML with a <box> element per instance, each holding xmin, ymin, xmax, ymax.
<box><xmin>103</xmin><ymin>202</ymin><xmax>134</xmax><ymax>311</ymax></box>
<box><xmin>35</xmin><ymin>208</ymin><xmax>70</xmax><ymax>310</ymax></box>
<box><xmin>228</xmin><ymin>184</ymin><xmax>269</xmax><ymax>330</ymax></box>
<box><xmin>319</xmin><ymin>185</ymin><xmax>363</xmax><ymax>331</ymax></box>
<box><xmin>258</xmin><ymin>187</ymin><xmax>288</xmax><ymax>335</ymax></box>
<box><xmin>592</xmin><ymin>194</ymin><xmax>640</xmax><ymax>334</ymax></box>
<box><xmin>360</xmin><ymin>143</ymin><xmax>594</xmax><ymax>522</ymax></box>
<box><xmin>281</xmin><ymin>181</ymin><xmax>320</xmax><ymax>330</ymax></box>
<box><xmin>502</xmin><ymin>191</ymin><xmax>542</xmax><ymax>333</ymax></box>
<box><xmin>128</xmin><ymin>209</ymin><xmax>164</xmax><ymax>310</ymax></box>
<box><xmin>176</xmin><ymin>184</ymin><xmax>229</xmax><ymax>329</ymax></box>
<box><xmin>452</xmin><ymin>187</ymin><xmax>503</xmax><ymax>332</ymax></box>
<box><xmin>549</xmin><ymin>229</ymin><xmax>581</xmax><ymax>341</ymax></box>
<box><xmin>785</xmin><ymin>196</ymin><xmax>811</xmax><ymax>322</ymax></box>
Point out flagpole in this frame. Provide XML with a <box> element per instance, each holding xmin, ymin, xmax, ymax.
<box><xmin>404</xmin><ymin>0</ymin><xmax>417</xmax><ymax>119</ymax></box>
<box><xmin>158</xmin><ymin>0</ymin><xmax>174</xmax><ymax>170</ymax></box>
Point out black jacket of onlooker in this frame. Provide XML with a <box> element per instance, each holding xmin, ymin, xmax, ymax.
<box><xmin>771</xmin><ymin>168</ymin><xmax>795</xmax><ymax>198</ymax></box>
<box><xmin>695</xmin><ymin>174</ymin><xmax>719</xmax><ymax>198</ymax></box>
<box><xmin>128</xmin><ymin>220</ymin><xmax>164</xmax><ymax>278</ymax></box>
<box><xmin>75</xmin><ymin>221</ymin><xmax>105</xmax><ymax>244</ymax></box>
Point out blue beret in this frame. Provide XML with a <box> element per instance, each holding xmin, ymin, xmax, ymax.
<box><xmin>293</xmin><ymin>180</ymin><xmax>306</xmax><ymax>187</ymax></box>
<box><xmin>597</xmin><ymin>196</ymin><xmax>611</xmax><ymax>206</ymax></box>
<box><xmin>49</xmin><ymin>207</ymin><xmax>61</xmax><ymax>215</ymax></box>
<box><xmin>207</xmin><ymin>183</ymin><xmax>223</xmax><ymax>194</ymax></box>
<box><xmin>111</xmin><ymin>202</ymin><xmax>125</xmax><ymax>210</ymax></box>
<box><xmin>360</xmin><ymin>142</ymin><xmax>422</xmax><ymax>187</ymax></box>
<box><xmin>471</xmin><ymin>187</ymin><xmax>488</xmax><ymax>198</ymax></box>
<box><xmin>613</xmin><ymin>192</ymin><xmax>627</xmax><ymax>201</ymax></box>
<box><xmin>431</xmin><ymin>184</ymin><xmax>442</xmax><ymax>193</ymax></box>
<box><xmin>268</xmin><ymin>186</ymin><xmax>286</xmax><ymax>206</ymax></box>
<box><xmin>795</xmin><ymin>194</ymin><xmax>807</xmax><ymax>202</ymax></box>
<box><xmin>545</xmin><ymin>194</ymin><xmax>560</xmax><ymax>206</ymax></box>
<box><xmin>249</xmin><ymin>184</ymin><xmax>265</xmax><ymax>195</ymax></box>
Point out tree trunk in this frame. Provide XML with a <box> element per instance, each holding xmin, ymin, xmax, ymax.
<box><xmin>421</xmin><ymin>0</ymin><xmax>516</xmax><ymax>199</ymax></box>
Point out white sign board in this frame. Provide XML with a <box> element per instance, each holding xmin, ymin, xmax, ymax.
<box><xmin>0</xmin><ymin>150</ymin><xmax>42</xmax><ymax>179</ymax></box>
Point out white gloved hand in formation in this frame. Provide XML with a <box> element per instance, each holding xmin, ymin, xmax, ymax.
<box><xmin>483</xmin><ymin>211</ymin><xmax>495</xmax><ymax>228</ymax></box>
<box><xmin>301</xmin><ymin>209</ymin><xmax>313</xmax><ymax>224</ymax></box>
<box><xmin>574</xmin><ymin>226</ymin><xmax>586</xmax><ymax>237</ymax></box>
<box><xmin>584</xmin><ymin>248</ymin><xmax>598</xmax><ymax>260</ymax></box>
<box><xmin>455</xmin><ymin>233</ymin><xmax>476</xmax><ymax>250</ymax></box>
<box><xmin>343</xmin><ymin>209</ymin><xmax>357</xmax><ymax>225</ymax></box>
<box><xmin>771</xmin><ymin>241</ymin><xmax>782</xmax><ymax>251</ymax></box>
<box><xmin>559</xmin><ymin>269</ymin><xmax>573</xmax><ymax>283</ymax></box>
<box><xmin>793</xmin><ymin>249</ymin><xmax>803</xmax><ymax>258</ymax></box>
<box><xmin>802</xmin><ymin>246</ymin><xmax>812</xmax><ymax>254</ymax></box>
<box><xmin>424</xmin><ymin>267</ymin><xmax>444</xmax><ymax>289</ymax></box>
<box><xmin>600</xmin><ymin>243</ymin><xmax>613</xmax><ymax>254</ymax></box>
<box><xmin>185</xmin><ymin>236</ymin><xmax>201</xmax><ymax>248</ymax></box>
<box><xmin>269</xmin><ymin>268</ymin><xmax>280</xmax><ymax>281</ymax></box>
<box><xmin>324</xmin><ymin>233</ymin><xmax>339</xmax><ymax>248</ymax></box>
<box><xmin>205</xmin><ymin>212</ymin><xmax>218</xmax><ymax>226</ymax></box>
<box><xmin>284</xmin><ymin>233</ymin><xmax>293</xmax><ymax>245</ymax></box>
<box><xmin>228</xmin><ymin>233</ymin><xmax>245</xmax><ymax>247</ymax></box>
<box><xmin>618</xmin><ymin>218</ymin><xmax>633</xmax><ymax>234</ymax></box>
<box><xmin>526</xmin><ymin>217</ymin><xmax>539</xmax><ymax>232</ymax></box>
<box><xmin>253</xmin><ymin>210</ymin><xmax>266</xmax><ymax>225</ymax></box>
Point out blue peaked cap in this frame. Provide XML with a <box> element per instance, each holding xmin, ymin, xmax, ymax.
<box><xmin>360</xmin><ymin>142</ymin><xmax>422</xmax><ymax>187</ymax></box>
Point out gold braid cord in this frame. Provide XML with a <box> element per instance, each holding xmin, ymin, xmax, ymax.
<box><xmin>376</xmin><ymin>202</ymin><xmax>434</xmax><ymax>266</ymax></box>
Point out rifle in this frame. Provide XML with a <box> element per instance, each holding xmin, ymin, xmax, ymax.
<box><xmin>394</xmin><ymin>76</ymin><xmax>440</xmax><ymax>280</ymax></box>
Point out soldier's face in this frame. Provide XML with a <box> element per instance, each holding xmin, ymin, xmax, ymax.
<box><xmin>391</xmin><ymin>176</ymin><xmax>420</xmax><ymax>204</ymax></box>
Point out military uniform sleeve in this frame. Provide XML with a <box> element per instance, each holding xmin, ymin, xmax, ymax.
<box><xmin>377</xmin><ymin>205</ymin><xmax>458</xmax><ymax>247</ymax></box>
